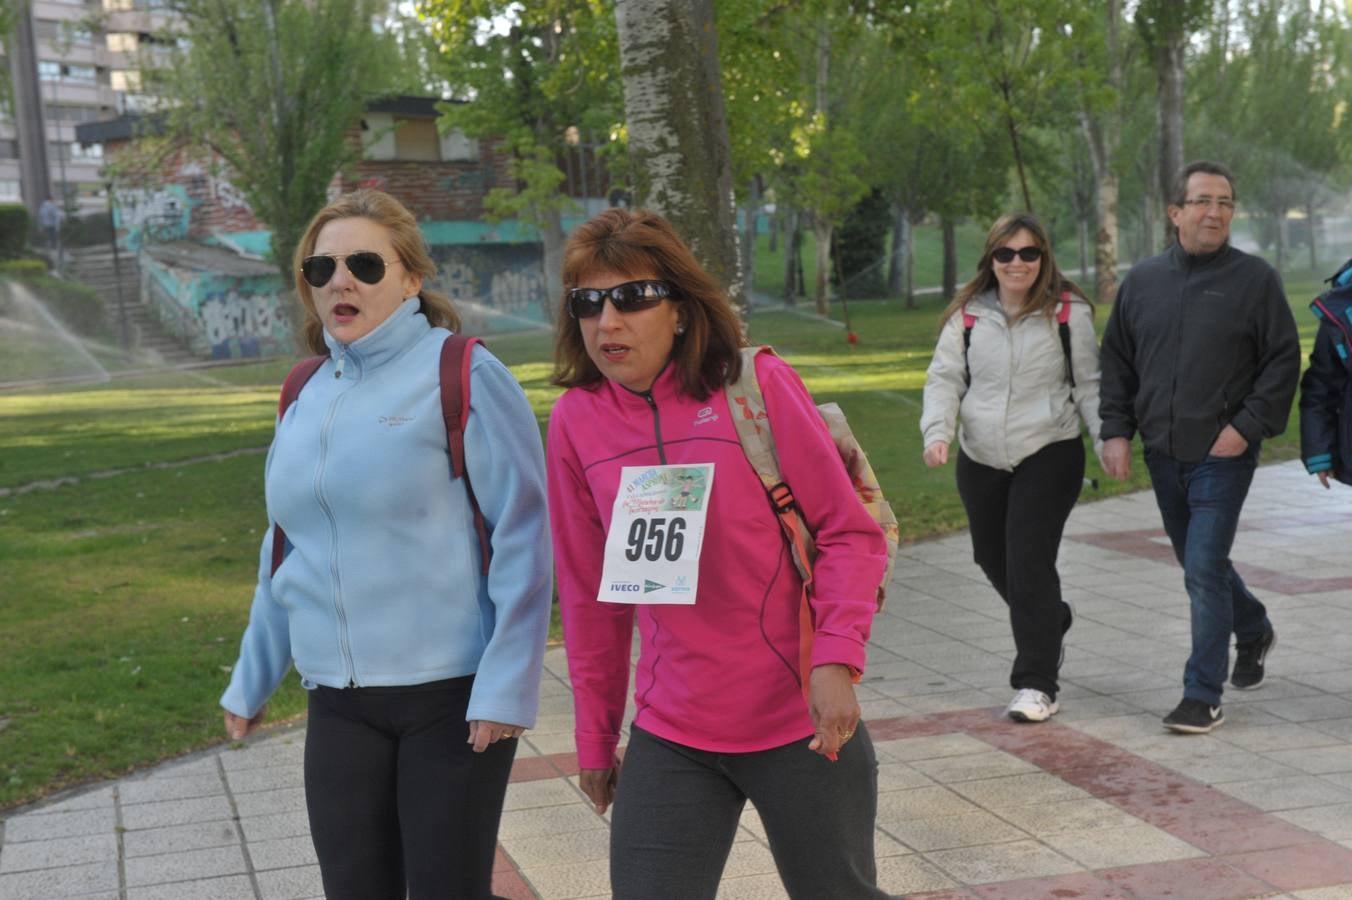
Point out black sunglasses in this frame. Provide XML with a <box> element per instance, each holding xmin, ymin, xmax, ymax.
<box><xmin>567</xmin><ymin>279</ymin><xmax>673</xmax><ymax>319</ymax></box>
<box><xmin>301</xmin><ymin>251</ymin><xmax>399</xmax><ymax>288</ymax></box>
<box><xmin>991</xmin><ymin>246</ymin><xmax>1043</xmax><ymax>264</ymax></box>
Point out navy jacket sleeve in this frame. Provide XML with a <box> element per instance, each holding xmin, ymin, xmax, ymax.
<box><xmin>1300</xmin><ymin>320</ymin><xmax>1345</xmax><ymax>473</ymax></box>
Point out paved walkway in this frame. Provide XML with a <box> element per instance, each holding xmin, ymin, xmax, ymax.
<box><xmin>5</xmin><ymin>461</ymin><xmax>1352</xmax><ymax>899</ymax></box>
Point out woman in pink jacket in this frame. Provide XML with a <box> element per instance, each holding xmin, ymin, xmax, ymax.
<box><xmin>547</xmin><ymin>208</ymin><xmax>890</xmax><ymax>899</ymax></box>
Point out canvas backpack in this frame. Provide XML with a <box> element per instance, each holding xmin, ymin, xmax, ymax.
<box><xmin>725</xmin><ymin>345</ymin><xmax>900</xmax><ymax>609</ymax></box>
<box><xmin>269</xmin><ymin>334</ymin><xmax>489</xmax><ymax>578</ymax></box>
<box><xmin>962</xmin><ymin>294</ymin><xmax>1076</xmax><ymax>387</ymax></box>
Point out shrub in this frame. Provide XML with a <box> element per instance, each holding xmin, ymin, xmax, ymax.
<box><xmin>23</xmin><ymin>275</ymin><xmax>108</xmax><ymax>338</ymax></box>
<box><xmin>62</xmin><ymin>212</ymin><xmax>115</xmax><ymax>248</ymax></box>
<box><xmin>0</xmin><ymin>258</ymin><xmax>50</xmax><ymax>278</ymax></box>
<box><xmin>0</xmin><ymin>204</ymin><xmax>32</xmax><ymax>259</ymax></box>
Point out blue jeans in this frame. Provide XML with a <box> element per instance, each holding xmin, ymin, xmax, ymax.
<box><xmin>1145</xmin><ymin>445</ymin><xmax>1271</xmax><ymax>705</ymax></box>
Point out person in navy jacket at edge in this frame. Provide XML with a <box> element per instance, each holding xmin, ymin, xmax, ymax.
<box><xmin>219</xmin><ymin>189</ymin><xmax>551</xmax><ymax>900</ymax></box>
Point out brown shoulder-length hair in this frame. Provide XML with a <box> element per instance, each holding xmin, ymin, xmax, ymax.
<box><xmin>552</xmin><ymin>207</ymin><xmax>745</xmax><ymax>400</ymax></box>
<box><xmin>939</xmin><ymin>212</ymin><xmax>1089</xmax><ymax>329</ymax></box>
<box><xmin>293</xmin><ymin>188</ymin><xmax>460</xmax><ymax>354</ymax></box>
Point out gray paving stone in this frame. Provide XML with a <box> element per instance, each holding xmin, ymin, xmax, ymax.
<box><xmin>0</xmin><ymin>861</ymin><xmax>118</xmax><ymax>900</ymax></box>
<box><xmin>500</xmin><ymin>827</ymin><xmax>610</xmax><ymax>868</ymax></box>
<box><xmin>1275</xmin><ymin>803</ymin><xmax>1352</xmax><ymax>841</ymax></box>
<box><xmin>238</xmin><ymin>810</ymin><xmax>313</xmax><ymax>844</ymax></box>
<box><xmin>993</xmin><ymin>796</ymin><xmax>1141</xmax><ymax>836</ymax></box>
<box><xmin>224</xmin><ymin>765</ymin><xmax>304</xmax><ymax>794</ymax></box>
<box><xmin>119</xmin><ymin>794</ymin><xmax>234</xmax><ymax>830</ymax></box>
<box><xmin>247</xmin><ymin>835</ymin><xmax>318</xmax><ymax>871</ymax></box>
<box><xmin>255</xmin><ymin>863</ymin><xmax>324</xmax><ymax>900</ymax></box>
<box><xmin>0</xmin><ymin>832</ymin><xmax>117</xmax><ymax>873</ymax></box>
<box><xmin>947</xmin><ymin>773</ymin><xmax>1092</xmax><ymax>810</ymax></box>
<box><xmin>232</xmin><ymin>786</ymin><xmax>307</xmax><ymax>817</ymax></box>
<box><xmin>119</xmin><ymin>773</ymin><xmax>226</xmax><ymax>805</ymax></box>
<box><xmin>124</xmin><ymin>844</ymin><xmax>248</xmax><ymax>887</ymax></box>
<box><xmin>908</xmin><ymin>750</ymin><xmax>1039</xmax><ymax>783</ymax></box>
<box><xmin>880</xmin><ymin>810</ymin><xmax>1027</xmax><ymax>851</ymax></box>
<box><xmin>1042</xmin><ymin>823</ymin><xmax>1205</xmax><ymax>868</ymax></box>
<box><xmin>518</xmin><ymin>857</ymin><xmax>611</xmax><ymax>899</ymax></box>
<box><xmin>122</xmin><ymin>820</ymin><xmax>241</xmax><ymax>858</ymax></box>
<box><xmin>876</xmin><ymin>785</ymin><xmax>983</xmax><ymax>822</ymax></box>
<box><xmin>1</xmin><ymin>806</ymin><xmax>114</xmax><ymax>842</ymax></box>
<box><xmin>126</xmin><ymin>874</ymin><xmax>256</xmax><ymax>900</ymax></box>
<box><xmin>1213</xmin><ymin>774</ymin><xmax>1352</xmax><ymax>811</ymax></box>
<box><xmin>922</xmin><ymin>838</ymin><xmax>1082</xmax><ymax>884</ymax></box>
<box><xmin>504</xmin><ymin>777</ymin><xmax>583</xmax><ymax>811</ymax></box>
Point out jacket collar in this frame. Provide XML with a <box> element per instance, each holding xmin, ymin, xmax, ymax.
<box><xmin>322</xmin><ymin>296</ymin><xmax>427</xmax><ymax>379</ymax></box>
<box><xmin>1169</xmin><ymin>240</ymin><xmax>1231</xmax><ymax>269</ymax></box>
<box><xmin>590</xmin><ymin>358</ymin><xmax>683</xmax><ymax>409</ymax></box>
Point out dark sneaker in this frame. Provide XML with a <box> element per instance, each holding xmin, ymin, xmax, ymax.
<box><xmin>1232</xmin><ymin>628</ymin><xmax>1276</xmax><ymax>690</ymax></box>
<box><xmin>1163</xmin><ymin>699</ymin><xmax>1225</xmax><ymax>734</ymax></box>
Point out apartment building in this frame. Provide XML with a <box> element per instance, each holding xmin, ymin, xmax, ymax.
<box><xmin>2</xmin><ymin>0</ymin><xmax>169</xmax><ymax>216</ymax></box>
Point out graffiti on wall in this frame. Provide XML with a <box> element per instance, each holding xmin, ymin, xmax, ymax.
<box><xmin>200</xmin><ymin>286</ymin><xmax>290</xmax><ymax>359</ymax></box>
<box><xmin>426</xmin><ymin>244</ymin><xmax>548</xmax><ymax>332</ymax></box>
<box><xmin>115</xmin><ymin>185</ymin><xmax>192</xmax><ymax>248</ymax></box>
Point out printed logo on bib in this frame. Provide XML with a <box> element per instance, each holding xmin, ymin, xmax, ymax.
<box><xmin>597</xmin><ymin>464</ymin><xmax>715</xmax><ymax>605</ymax></box>
<box><xmin>693</xmin><ymin>406</ymin><xmax>719</xmax><ymax>426</ymax></box>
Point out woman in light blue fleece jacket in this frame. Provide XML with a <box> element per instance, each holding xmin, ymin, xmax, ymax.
<box><xmin>219</xmin><ymin>189</ymin><xmax>551</xmax><ymax>900</ymax></box>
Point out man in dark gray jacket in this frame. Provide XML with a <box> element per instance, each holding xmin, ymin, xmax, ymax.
<box><xmin>1100</xmin><ymin>160</ymin><xmax>1300</xmax><ymax>735</ymax></box>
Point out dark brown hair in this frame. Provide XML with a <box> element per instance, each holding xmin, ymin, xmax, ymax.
<box><xmin>940</xmin><ymin>212</ymin><xmax>1088</xmax><ymax>328</ymax></box>
<box><xmin>293</xmin><ymin>189</ymin><xmax>459</xmax><ymax>354</ymax></box>
<box><xmin>1170</xmin><ymin>160</ymin><xmax>1236</xmax><ymax>207</ymax></box>
<box><xmin>552</xmin><ymin>208</ymin><xmax>745</xmax><ymax>399</ymax></box>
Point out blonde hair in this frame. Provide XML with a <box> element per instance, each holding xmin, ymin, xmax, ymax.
<box><xmin>293</xmin><ymin>189</ymin><xmax>460</xmax><ymax>354</ymax></box>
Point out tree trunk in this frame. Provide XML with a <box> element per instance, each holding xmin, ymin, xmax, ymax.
<box><xmin>1275</xmin><ymin>214</ymin><xmax>1287</xmax><ymax>273</ymax></box>
<box><xmin>813</xmin><ymin>218</ymin><xmax>833</xmax><ymax>316</ymax></box>
<box><xmin>1077</xmin><ymin>0</ymin><xmax>1122</xmax><ymax>304</ymax></box>
<box><xmin>887</xmin><ymin>204</ymin><xmax>906</xmax><ymax>297</ymax></box>
<box><xmin>1307</xmin><ymin>197</ymin><xmax>1318</xmax><ymax>272</ymax></box>
<box><xmin>784</xmin><ymin>208</ymin><xmax>799</xmax><ymax>305</ymax></box>
<box><xmin>904</xmin><ymin>210</ymin><xmax>917</xmax><ymax>309</ymax></box>
<box><xmin>768</xmin><ymin>211</ymin><xmax>779</xmax><ymax>253</ymax></box>
<box><xmin>614</xmin><ymin>0</ymin><xmax>742</xmax><ymax>307</ymax></box>
<box><xmin>1157</xmin><ymin>30</ymin><xmax>1185</xmax><ymax>248</ymax></box>
<box><xmin>740</xmin><ymin>175</ymin><xmax>760</xmax><ymax>311</ymax></box>
<box><xmin>941</xmin><ymin>215</ymin><xmax>957</xmax><ymax>300</ymax></box>
<box><xmin>539</xmin><ymin>207</ymin><xmax>566</xmax><ymax>321</ymax></box>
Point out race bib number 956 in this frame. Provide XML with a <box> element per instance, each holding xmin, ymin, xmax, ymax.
<box><xmin>597</xmin><ymin>464</ymin><xmax>714</xmax><ymax>605</ymax></box>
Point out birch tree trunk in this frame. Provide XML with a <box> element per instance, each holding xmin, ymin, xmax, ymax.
<box><xmin>539</xmin><ymin>207</ymin><xmax>565</xmax><ymax>320</ymax></box>
<box><xmin>813</xmin><ymin>218</ymin><xmax>833</xmax><ymax>316</ymax></box>
<box><xmin>784</xmin><ymin>208</ymin><xmax>800</xmax><ymax>306</ymax></box>
<box><xmin>614</xmin><ymin>0</ymin><xmax>742</xmax><ymax>306</ymax></box>
<box><xmin>1080</xmin><ymin>0</ymin><xmax>1122</xmax><ymax>304</ymax></box>
<box><xmin>887</xmin><ymin>204</ymin><xmax>906</xmax><ymax>299</ymax></box>
<box><xmin>741</xmin><ymin>176</ymin><xmax>760</xmax><ymax>310</ymax></box>
<box><xmin>1157</xmin><ymin>30</ymin><xmax>1185</xmax><ymax>247</ymax></box>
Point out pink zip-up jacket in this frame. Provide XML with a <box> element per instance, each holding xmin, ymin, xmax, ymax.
<box><xmin>547</xmin><ymin>354</ymin><xmax>887</xmax><ymax>770</ymax></box>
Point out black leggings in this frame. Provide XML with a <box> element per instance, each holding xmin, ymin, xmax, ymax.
<box><xmin>956</xmin><ymin>439</ymin><xmax>1084</xmax><ymax>698</ymax></box>
<box><xmin>303</xmin><ymin>676</ymin><xmax>517</xmax><ymax>900</ymax></box>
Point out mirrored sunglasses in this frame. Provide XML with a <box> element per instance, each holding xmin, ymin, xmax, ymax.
<box><xmin>567</xmin><ymin>279</ymin><xmax>672</xmax><ymax>319</ymax></box>
<box><xmin>991</xmin><ymin>246</ymin><xmax>1043</xmax><ymax>264</ymax></box>
<box><xmin>301</xmin><ymin>251</ymin><xmax>397</xmax><ymax>288</ymax></box>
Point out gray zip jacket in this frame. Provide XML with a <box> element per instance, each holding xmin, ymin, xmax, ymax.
<box><xmin>921</xmin><ymin>290</ymin><xmax>1103</xmax><ymax>471</ymax></box>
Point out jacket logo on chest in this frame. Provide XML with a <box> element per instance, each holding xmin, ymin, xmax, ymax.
<box><xmin>693</xmin><ymin>406</ymin><xmax>720</xmax><ymax>426</ymax></box>
<box><xmin>378</xmin><ymin>415</ymin><xmax>414</xmax><ymax>427</ymax></box>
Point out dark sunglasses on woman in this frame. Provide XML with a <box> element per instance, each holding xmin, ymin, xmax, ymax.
<box><xmin>991</xmin><ymin>246</ymin><xmax>1043</xmax><ymax>264</ymax></box>
<box><xmin>567</xmin><ymin>279</ymin><xmax>672</xmax><ymax>319</ymax></box>
<box><xmin>301</xmin><ymin>251</ymin><xmax>400</xmax><ymax>288</ymax></box>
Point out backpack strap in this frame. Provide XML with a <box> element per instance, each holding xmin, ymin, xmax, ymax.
<box><xmin>726</xmin><ymin>345</ymin><xmax>818</xmax><ymax>699</ymax></box>
<box><xmin>440</xmin><ymin>335</ymin><xmax>491</xmax><ymax>576</ymax></box>
<box><xmin>270</xmin><ymin>356</ymin><xmax>327</xmax><ymax>577</ymax></box>
<box><xmin>1056</xmin><ymin>293</ymin><xmax>1076</xmax><ymax>389</ymax></box>
<box><xmin>961</xmin><ymin>305</ymin><xmax>975</xmax><ymax>384</ymax></box>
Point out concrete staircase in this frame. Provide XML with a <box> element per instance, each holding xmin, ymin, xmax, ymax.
<box><xmin>65</xmin><ymin>245</ymin><xmax>200</xmax><ymax>365</ymax></box>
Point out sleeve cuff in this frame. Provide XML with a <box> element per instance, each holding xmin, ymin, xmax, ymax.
<box><xmin>575</xmin><ymin>732</ymin><xmax>621</xmax><ymax>770</ymax></box>
<box><xmin>810</xmin><ymin>634</ymin><xmax>868</xmax><ymax>674</ymax></box>
<box><xmin>1305</xmin><ymin>454</ymin><xmax>1334</xmax><ymax>474</ymax></box>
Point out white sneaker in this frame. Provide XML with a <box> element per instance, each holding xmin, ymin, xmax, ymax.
<box><xmin>1007</xmin><ymin>688</ymin><xmax>1059</xmax><ymax>723</ymax></box>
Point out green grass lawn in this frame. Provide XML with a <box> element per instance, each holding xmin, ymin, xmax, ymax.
<box><xmin>0</xmin><ymin>273</ymin><xmax>1324</xmax><ymax>810</ymax></box>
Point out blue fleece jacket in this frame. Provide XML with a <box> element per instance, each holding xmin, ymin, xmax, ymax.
<box><xmin>220</xmin><ymin>298</ymin><xmax>551</xmax><ymax>727</ymax></box>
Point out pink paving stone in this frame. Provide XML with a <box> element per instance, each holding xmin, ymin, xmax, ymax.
<box><xmin>1055</xmin><ymin>761</ymin><xmax>1194</xmax><ymax>798</ymax></box>
<box><xmin>974</xmin><ymin>871</ymin><xmax>1133</xmax><ymax>899</ymax></box>
<box><xmin>867</xmin><ymin>714</ymin><xmax>960</xmax><ymax>741</ymax></box>
<box><xmin>494</xmin><ymin>845</ymin><xmax>513</xmax><ymax>871</ymax></box>
<box><xmin>908</xmin><ymin>890</ymin><xmax>979</xmax><ymax>899</ymax></box>
<box><xmin>1175</xmin><ymin>813</ymin><xmax>1322</xmax><ymax>856</ymax></box>
<box><xmin>1097</xmin><ymin>858</ymin><xmax>1277</xmax><ymax>898</ymax></box>
<box><xmin>1223</xmin><ymin>841</ymin><xmax>1352</xmax><ymax>891</ymax></box>
<box><xmin>1110</xmin><ymin>783</ymin><xmax>1257</xmax><ymax>830</ymax></box>
<box><xmin>508</xmin><ymin>752</ymin><xmax>580</xmax><ymax>784</ymax></box>
<box><xmin>491</xmin><ymin>866</ymin><xmax>539</xmax><ymax>900</ymax></box>
<box><xmin>975</xmin><ymin>729</ymin><xmax>1140</xmax><ymax>773</ymax></box>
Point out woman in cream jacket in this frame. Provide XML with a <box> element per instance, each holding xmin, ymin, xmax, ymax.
<box><xmin>920</xmin><ymin>212</ymin><xmax>1102</xmax><ymax>723</ymax></box>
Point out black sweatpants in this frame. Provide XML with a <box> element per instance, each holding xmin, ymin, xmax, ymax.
<box><xmin>303</xmin><ymin>676</ymin><xmax>517</xmax><ymax>900</ymax></box>
<box><xmin>956</xmin><ymin>438</ymin><xmax>1084</xmax><ymax>698</ymax></box>
<box><xmin>609</xmin><ymin>724</ymin><xmax>889</xmax><ymax>900</ymax></box>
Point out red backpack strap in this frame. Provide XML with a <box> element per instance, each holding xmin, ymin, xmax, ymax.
<box><xmin>271</xmin><ymin>356</ymin><xmax>327</xmax><ymax>577</ymax></box>
<box><xmin>1056</xmin><ymin>292</ymin><xmax>1076</xmax><ymax>389</ymax></box>
<box><xmin>440</xmin><ymin>335</ymin><xmax>491</xmax><ymax>575</ymax></box>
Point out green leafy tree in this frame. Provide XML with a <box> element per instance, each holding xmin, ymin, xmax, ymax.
<box><xmin>417</xmin><ymin>0</ymin><xmax>622</xmax><ymax>311</ymax></box>
<box><xmin>143</xmin><ymin>0</ymin><xmax>400</xmax><ymax>335</ymax></box>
